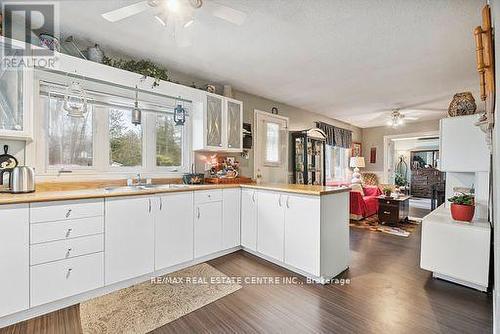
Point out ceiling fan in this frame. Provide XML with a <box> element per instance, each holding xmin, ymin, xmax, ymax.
<box><xmin>101</xmin><ymin>0</ymin><xmax>247</xmax><ymax>26</ymax></box>
<box><xmin>386</xmin><ymin>108</ymin><xmax>419</xmax><ymax>128</ymax></box>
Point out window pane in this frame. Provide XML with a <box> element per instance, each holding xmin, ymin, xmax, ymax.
<box><xmin>265</xmin><ymin>122</ymin><xmax>280</xmax><ymax>163</ymax></box>
<box><xmin>156</xmin><ymin>113</ymin><xmax>182</xmax><ymax>167</ymax></box>
<box><xmin>46</xmin><ymin>96</ymin><xmax>93</xmax><ymax>167</ymax></box>
<box><xmin>109</xmin><ymin>109</ymin><xmax>142</xmax><ymax>167</ymax></box>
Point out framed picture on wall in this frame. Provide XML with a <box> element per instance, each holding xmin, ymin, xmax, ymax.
<box><xmin>351</xmin><ymin>142</ymin><xmax>362</xmax><ymax>157</ymax></box>
<box><xmin>370</xmin><ymin>147</ymin><xmax>377</xmax><ymax>164</ymax></box>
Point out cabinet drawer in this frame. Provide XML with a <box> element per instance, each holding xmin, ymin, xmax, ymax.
<box><xmin>30</xmin><ymin>216</ymin><xmax>104</xmax><ymax>244</ymax></box>
<box><xmin>194</xmin><ymin>190</ymin><xmax>223</xmax><ymax>203</ymax></box>
<box><xmin>30</xmin><ymin>199</ymin><xmax>104</xmax><ymax>223</ymax></box>
<box><xmin>30</xmin><ymin>252</ymin><xmax>104</xmax><ymax>307</ymax></box>
<box><xmin>30</xmin><ymin>234</ymin><xmax>104</xmax><ymax>265</ymax></box>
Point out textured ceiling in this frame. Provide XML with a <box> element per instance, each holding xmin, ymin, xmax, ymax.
<box><xmin>56</xmin><ymin>0</ymin><xmax>484</xmax><ymax>128</ymax></box>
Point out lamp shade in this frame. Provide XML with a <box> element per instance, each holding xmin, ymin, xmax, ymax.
<box><xmin>350</xmin><ymin>157</ymin><xmax>365</xmax><ymax>168</ymax></box>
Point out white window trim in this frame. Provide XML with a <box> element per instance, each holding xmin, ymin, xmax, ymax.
<box><xmin>263</xmin><ymin>121</ymin><xmax>282</xmax><ymax>167</ymax></box>
<box><xmin>33</xmin><ymin>75</ymin><xmax>193</xmax><ymax>181</ymax></box>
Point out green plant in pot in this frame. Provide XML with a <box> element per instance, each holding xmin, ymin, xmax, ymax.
<box><xmin>383</xmin><ymin>186</ymin><xmax>392</xmax><ymax>197</ymax></box>
<box><xmin>448</xmin><ymin>193</ymin><xmax>475</xmax><ymax>222</ymax></box>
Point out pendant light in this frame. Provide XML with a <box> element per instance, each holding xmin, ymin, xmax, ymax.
<box><xmin>132</xmin><ymin>85</ymin><xmax>142</xmax><ymax>125</ymax></box>
<box><xmin>173</xmin><ymin>98</ymin><xmax>186</xmax><ymax>126</ymax></box>
<box><xmin>63</xmin><ymin>72</ymin><xmax>88</xmax><ymax>118</ymax></box>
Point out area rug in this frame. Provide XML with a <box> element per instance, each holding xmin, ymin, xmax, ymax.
<box><xmin>350</xmin><ymin>215</ymin><xmax>419</xmax><ymax>237</ymax></box>
<box><xmin>80</xmin><ymin>263</ymin><xmax>242</xmax><ymax>334</ymax></box>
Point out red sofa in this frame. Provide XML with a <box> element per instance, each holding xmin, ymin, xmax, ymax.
<box><xmin>350</xmin><ymin>186</ymin><xmax>382</xmax><ymax>220</ymax></box>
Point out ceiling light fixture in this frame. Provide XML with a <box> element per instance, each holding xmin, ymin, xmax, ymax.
<box><xmin>388</xmin><ymin>109</ymin><xmax>404</xmax><ymax>128</ymax></box>
<box><xmin>167</xmin><ymin>0</ymin><xmax>180</xmax><ymax>13</ymax></box>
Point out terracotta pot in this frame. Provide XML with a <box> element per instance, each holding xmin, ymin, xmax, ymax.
<box><xmin>450</xmin><ymin>203</ymin><xmax>475</xmax><ymax>222</ymax></box>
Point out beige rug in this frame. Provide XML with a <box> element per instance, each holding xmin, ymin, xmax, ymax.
<box><xmin>80</xmin><ymin>263</ymin><xmax>242</xmax><ymax>334</ymax></box>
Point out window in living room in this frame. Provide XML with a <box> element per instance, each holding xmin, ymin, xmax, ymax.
<box><xmin>326</xmin><ymin>145</ymin><xmax>350</xmax><ymax>182</ymax></box>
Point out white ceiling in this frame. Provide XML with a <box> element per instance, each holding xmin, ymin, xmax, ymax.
<box><xmin>57</xmin><ymin>0</ymin><xmax>485</xmax><ymax>128</ymax></box>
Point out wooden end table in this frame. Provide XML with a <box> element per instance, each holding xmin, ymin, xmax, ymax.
<box><xmin>377</xmin><ymin>195</ymin><xmax>410</xmax><ymax>224</ymax></box>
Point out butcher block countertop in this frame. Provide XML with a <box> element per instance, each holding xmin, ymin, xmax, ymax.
<box><xmin>0</xmin><ymin>183</ymin><xmax>350</xmax><ymax>205</ymax></box>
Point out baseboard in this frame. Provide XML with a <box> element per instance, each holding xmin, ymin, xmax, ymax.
<box><xmin>0</xmin><ymin>246</ymin><xmax>242</xmax><ymax>329</ymax></box>
<box><xmin>432</xmin><ymin>272</ymin><xmax>487</xmax><ymax>292</ymax></box>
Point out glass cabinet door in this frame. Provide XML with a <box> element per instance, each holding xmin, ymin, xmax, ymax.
<box><xmin>0</xmin><ymin>48</ymin><xmax>24</xmax><ymax>133</ymax></box>
<box><xmin>226</xmin><ymin>100</ymin><xmax>242</xmax><ymax>149</ymax></box>
<box><xmin>206</xmin><ymin>95</ymin><xmax>223</xmax><ymax>147</ymax></box>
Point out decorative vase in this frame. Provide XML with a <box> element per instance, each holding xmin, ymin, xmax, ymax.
<box><xmin>450</xmin><ymin>203</ymin><xmax>475</xmax><ymax>222</ymax></box>
<box><xmin>448</xmin><ymin>92</ymin><xmax>477</xmax><ymax>117</ymax></box>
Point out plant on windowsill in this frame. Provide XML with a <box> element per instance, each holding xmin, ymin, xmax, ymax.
<box><xmin>383</xmin><ymin>186</ymin><xmax>392</xmax><ymax>197</ymax></box>
<box><xmin>448</xmin><ymin>193</ymin><xmax>475</xmax><ymax>222</ymax></box>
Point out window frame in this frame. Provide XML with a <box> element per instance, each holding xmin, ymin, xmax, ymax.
<box><xmin>263</xmin><ymin>121</ymin><xmax>282</xmax><ymax>166</ymax></box>
<box><xmin>33</xmin><ymin>73</ymin><xmax>192</xmax><ymax>179</ymax></box>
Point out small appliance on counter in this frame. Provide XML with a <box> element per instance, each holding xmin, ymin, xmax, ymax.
<box><xmin>0</xmin><ymin>166</ymin><xmax>35</xmax><ymax>193</ymax></box>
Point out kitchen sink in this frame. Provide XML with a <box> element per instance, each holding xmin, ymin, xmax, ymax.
<box><xmin>104</xmin><ymin>184</ymin><xmax>190</xmax><ymax>192</ymax></box>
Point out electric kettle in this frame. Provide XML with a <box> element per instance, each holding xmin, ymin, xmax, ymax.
<box><xmin>0</xmin><ymin>166</ymin><xmax>35</xmax><ymax>193</ymax></box>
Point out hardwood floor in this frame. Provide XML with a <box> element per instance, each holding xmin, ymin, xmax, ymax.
<box><xmin>1</xmin><ymin>226</ymin><xmax>492</xmax><ymax>334</ymax></box>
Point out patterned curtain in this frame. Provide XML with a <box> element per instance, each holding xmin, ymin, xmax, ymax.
<box><xmin>315</xmin><ymin>121</ymin><xmax>352</xmax><ymax>148</ymax></box>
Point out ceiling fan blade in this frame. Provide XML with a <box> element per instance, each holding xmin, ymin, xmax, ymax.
<box><xmin>404</xmin><ymin>117</ymin><xmax>419</xmax><ymax>120</ymax></box>
<box><xmin>102</xmin><ymin>1</ymin><xmax>150</xmax><ymax>22</ymax></box>
<box><xmin>209</xmin><ymin>2</ymin><xmax>247</xmax><ymax>25</ymax></box>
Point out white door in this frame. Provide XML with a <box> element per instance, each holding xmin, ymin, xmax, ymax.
<box><xmin>223</xmin><ymin>189</ymin><xmax>241</xmax><ymax>249</ymax></box>
<box><xmin>155</xmin><ymin>192</ymin><xmax>194</xmax><ymax>270</ymax></box>
<box><xmin>105</xmin><ymin>196</ymin><xmax>155</xmax><ymax>285</ymax></box>
<box><xmin>194</xmin><ymin>201</ymin><xmax>223</xmax><ymax>258</ymax></box>
<box><xmin>0</xmin><ymin>204</ymin><xmax>29</xmax><ymax>317</ymax></box>
<box><xmin>284</xmin><ymin>194</ymin><xmax>320</xmax><ymax>275</ymax></box>
<box><xmin>254</xmin><ymin>110</ymin><xmax>289</xmax><ymax>183</ymax></box>
<box><xmin>257</xmin><ymin>191</ymin><xmax>285</xmax><ymax>261</ymax></box>
<box><xmin>241</xmin><ymin>189</ymin><xmax>257</xmax><ymax>251</ymax></box>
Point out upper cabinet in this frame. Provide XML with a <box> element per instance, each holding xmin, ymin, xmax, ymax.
<box><xmin>0</xmin><ymin>38</ymin><xmax>33</xmax><ymax>140</ymax></box>
<box><xmin>193</xmin><ymin>92</ymin><xmax>243</xmax><ymax>152</ymax></box>
<box><xmin>439</xmin><ymin>115</ymin><xmax>490</xmax><ymax>172</ymax></box>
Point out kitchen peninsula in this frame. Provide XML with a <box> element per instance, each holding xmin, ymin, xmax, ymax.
<box><xmin>0</xmin><ymin>182</ymin><xmax>350</xmax><ymax>327</ymax></box>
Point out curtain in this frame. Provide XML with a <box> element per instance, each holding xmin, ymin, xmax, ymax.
<box><xmin>315</xmin><ymin>121</ymin><xmax>352</xmax><ymax>148</ymax></box>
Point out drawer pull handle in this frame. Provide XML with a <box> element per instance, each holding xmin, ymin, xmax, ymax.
<box><xmin>383</xmin><ymin>211</ymin><xmax>391</xmax><ymax>215</ymax></box>
<box><xmin>197</xmin><ymin>207</ymin><xmax>200</xmax><ymax>219</ymax></box>
<box><xmin>65</xmin><ymin>228</ymin><xmax>72</xmax><ymax>238</ymax></box>
<box><xmin>66</xmin><ymin>248</ymin><xmax>72</xmax><ymax>258</ymax></box>
<box><xmin>159</xmin><ymin>197</ymin><xmax>163</xmax><ymax>211</ymax></box>
<box><xmin>66</xmin><ymin>209</ymin><xmax>72</xmax><ymax>218</ymax></box>
<box><xmin>208</xmin><ymin>194</ymin><xmax>211</xmax><ymax>198</ymax></box>
<box><xmin>252</xmin><ymin>191</ymin><xmax>256</xmax><ymax>203</ymax></box>
<box><xmin>278</xmin><ymin>195</ymin><xmax>282</xmax><ymax>207</ymax></box>
<box><xmin>286</xmin><ymin>196</ymin><xmax>290</xmax><ymax>208</ymax></box>
<box><xmin>66</xmin><ymin>268</ymin><xmax>72</xmax><ymax>279</ymax></box>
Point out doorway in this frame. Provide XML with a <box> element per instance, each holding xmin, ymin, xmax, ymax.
<box><xmin>254</xmin><ymin>110</ymin><xmax>289</xmax><ymax>183</ymax></box>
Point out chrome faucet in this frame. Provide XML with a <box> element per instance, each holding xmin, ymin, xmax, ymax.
<box><xmin>133</xmin><ymin>172</ymin><xmax>145</xmax><ymax>186</ymax></box>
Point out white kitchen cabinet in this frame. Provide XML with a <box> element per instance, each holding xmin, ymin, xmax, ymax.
<box><xmin>0</xmin><ymin>37</ymin><xmax>33</xmax><ymax>139</ymax></box>
<box><xmin>241</xmin><ymin>189</ymin><xmax>258</xmax><ymax>251</ymax></box>
<box><xmin>192</xmin><ymin>92</ymin><xmax>243</xmax><ymax>152</ymax></box>
<box><xmin>284</xmin><ymin>194</ymin><xmax>320</xmax><ymax>276</ymax></box>
<box><xmin>0</xmin><ymin>204</ymin><xmax>29</xmax><ymax>317</ymax></box>
<box><xmin>105</xmin><ymin>196</ymin><xmax>155</xmax><ymax>285</ymax></box>
<box><xmin>257</xmin><ymin>191</ymin><xmax>285</xmax><ymax>261</ymax></box>
<box><xmin>222</xmin><ymin>188</ymin><xmax>241</xmax><ymax>249</ymax></box>
<box><xmin>420</xmin><ymin>204</ymin><xmax>490</xmax><ymax>291</ymax></box>
<box><xmin>225</xmin><ymin>98</ymin><xmax>243</xmax><ymax>151</ymax></box>
<box><xmin>155</xmin><ymin>192</ymin><xmax>194</xmax><ymax>270</ymax></box>
<box><xmin>194</xmin><ymin>200</ymin><xmax>223</xmax><ymax>258</ymax></box>
<box><xmin>439</xmin><ymin>114</ymin><xmax>490</xmax><ymax>172</ymax></box>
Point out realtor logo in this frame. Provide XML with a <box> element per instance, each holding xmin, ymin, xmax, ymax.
<box><xmin>2</xmin><ymin>2</ymin><xmax>59</xmax><ymax>68</ymax></box>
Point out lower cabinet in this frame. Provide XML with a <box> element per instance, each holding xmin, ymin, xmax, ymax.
<box><xmin>241</xmin><ymin>189</ymin><xmax>257</xmax><ymax>251</ymax></box>
<box><xmin>257</xmin><ymin>191</ymin><xmax>285</xmax><ymax>261</ymax></box>
<box><xmin>222</xmin><ymin>188</ymin><xmax>241</xmax><ymax>249</ymax></box>
<box><xmin>30</xmin><ymin>252</ymin><xmax>104</xmax><ymax>307</ymax></box>
<box><xmin>105</xmin><ymin>196</ymin><xmax>155</xmax><ymax>285</ymax></box>
<box><xmin>155</xmin><ymin>192</ymin><xmax>194</xmax><ymax>270</ymax></box>
<box><xmin>284</xmin><ymin>195</ymin><xmax>320</xmax><ymax>275</ymax></box>
<box><xmin>194</xmin><ymin>198</ymin><xmax>223</xmax><ymax>258</ymax></box>
<box><xmin>0</xmin><ymin>204</ymin><xmax>29</xmax><ymax>317</ymax></box>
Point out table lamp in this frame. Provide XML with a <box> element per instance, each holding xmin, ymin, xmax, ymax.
<box><xmin>350</xmin><ymin>157</ymin><xmax>365</xmax><ymax>184</ymax></box>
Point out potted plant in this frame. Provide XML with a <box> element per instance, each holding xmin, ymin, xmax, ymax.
<box><xmin>383</xmin><ymin>186</ymin><xmax>392</xmax><ymax>197</ymax></box>
<box><xmin>448</xmin><ymin>193</ymin><xmax>475</xmax><ymax>222</ymax></box>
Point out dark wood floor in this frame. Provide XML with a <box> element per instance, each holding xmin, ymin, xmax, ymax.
<box><xmin>1</xmin><ymin>218</ymin><xmax>492</xmax><ymax>333</ymax></box>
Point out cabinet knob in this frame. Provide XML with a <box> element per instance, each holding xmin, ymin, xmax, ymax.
<box><xmin>66</xmin><ymin>268</ymin><xmax>73</xmax><ymax>279</ymax></box>
<box><xmin>65</xmin><ymin>209</ymin><xmax>72</xmax><ymax>218</ymax></box>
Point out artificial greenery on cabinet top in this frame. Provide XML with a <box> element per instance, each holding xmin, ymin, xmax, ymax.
<box><xmin>102</xmin><ymin>56</ymin><xmax>168</xmax><ymax>87</ymax></box>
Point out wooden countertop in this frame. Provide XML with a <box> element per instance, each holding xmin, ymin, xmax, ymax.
<box><xmin>0</xmin><ymin>183</ymin><xmax>350</xmax><ymax>205</ymax></box>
